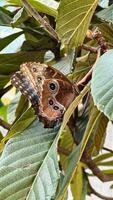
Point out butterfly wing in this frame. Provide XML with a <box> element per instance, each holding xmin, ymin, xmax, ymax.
<box><xmin>11</xmin><ymin>62</ymin><xmax>76</xmax><ymax>127</ymax></box>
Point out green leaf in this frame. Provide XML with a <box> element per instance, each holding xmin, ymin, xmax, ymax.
<box><xmin>74</xmin><ymin>106</ymin><xmax>89</xmax><ymax>143</ymax></box>
<box><xmin>81</xmin><ymin>107</ymin><xmax>101</xmax><ymax>153</ymax></box>
<box><xmin>15</xmin><ymin>95</ymin><xmax>29</xmax><ymax>121</ymax></box>
<box><xmin>0</xmin><ymin>132</ymin><xmax>3</xmax><ymax>141</ymax></box>
<box><xmin>0</xmin><ymin>85</ymin><xmax>12</xmax><ymax>99</ymax></box>
<box><xmin>0</xmin><ymin>51</ymin><xmax>45</xmax><ymax>65</ymax></box>
<box><xmin>98</xmin><ymin>23</ymin><xmax>113</xmax><ymax>45</ymax></box>
<box><xmin>0</xmin><ymin>120</ymin><xmax>60</xmax><ymax>199</ymax></box>
<box><xmin>0</xmin><ymin>108</ymin><xmax>36</xmax><ymax>151</ymax></box>
<box><xmin>56</xmin><ymin>144</ymin><xmax>81</xmax><ymax>200</ymax></box>
<box><xmin>28</xmin><ymin>0</ymin><xmax>58</xmax><ymax>17</ymax></box>
<box><xmin>0</xmin><ymin>105</ymin><xmax>7</xmax><ymax>121</ymax></box>
<box><xmin>53</xmin><ymin>49</ymin><xmax>76</xmax><ymax>75</ymax></box>
<box><xmin>81</xmin><ymin>176</ymin><xmax>88</xmax><ymax>200</ymax></box>
<box><xmin>7</xmin><ymin>92</ymin><xmax>28</xmax><ymax>124</ymax></box>
<box><xmin>97</xmin><ymin>4</ymin><xmax>113</xmax><ymax>23</ymax></box>
<box><xmin>91</xmin><ymin>49</ymin><xmax>113</xmax><ymax>121</ymax></box>
<box><xmin>94</xmin><ymin>113</ymin><xmax>108</xmax><ymax>152</ymax></box>
<box><xmin>98</xmin><ymin>0</ymin><xmax>109</xmax><ymax>8</ymax></box>
<box><xmin>101</xmin><ymin>169</ymin><xmax>113</xmax><ymax>175</ymax></box>
<box><xmin>0</xmin><ymin>64</ymin><xmax>19</xmax><ymax>75</ymax></box>
<box><xmin>21</xmin><ymin>36</ymin><xmax>55</xmax><ymax>52</ymax></box>
<box><xmin>110</xmin><ymin>184</ymin><xmax>113</xmax><ymax>189</ymax></box>
<box><xmin>59</xmin><ymin>126</ymin><xmax>75</xmax><ymax>171</ymax></box>
<box><xmin>97</xmin><ymin>160</ymin><xmax>113</xmax><ymax>166</ymax></box>
<box><xmin>11</xmin><ymin>7</ymin><xmax>29</xmax><ymax>27</ymax></box>
<box><xmin>57</xmin><ymin>84</ymin><xmax>90</xmax><ymax>140</ymax></box>
<box><xmin>55</xmin><ymin>85</ymin><xmax>91</xmax><ymax>200</ymax></box>
<box><xmin>0</xmin><ymin>75</ymin><xmax>10</xmax><ymax>89</ymax></box>
<box><xmin>0</xmin><ymin>7</ymin><xmax>12</xmax><ymax>26</ymax></box>
<box><xmin>56</xmin><ymin>0</ymin><xmax>98</xmax><ymax>49</ymax></box>
<box><xmin>71</xmin><ymin>163</ymin><xmax>83</xmax><ymax>200</ymax></box>
<box><xmin>93</xmin><ymin>152</ymin><xmax>113</xmax><ymax>163</ymax></box>
<box><xmin>0</xmin><ymin>31</ymin><xmax>23</xmax><ymax>51</ymax></box>
<box><xmin>0</xmin><ymin>51</ymin><xmax>45</xmax><ymax>89</ymax></box>
<box><xmin>56</xmin><ymin>102</ymin><xmax>100</xmax><ymax>200</ymax></box>
<box><xmin>7</xmin><ymin>0</ymin><xmax>58</xmax><ymax>17</ymax></box>
<box><xmin>7</xmin><ymin>92</ymin><xmax>21</xmax><ymax>123</ymax></box>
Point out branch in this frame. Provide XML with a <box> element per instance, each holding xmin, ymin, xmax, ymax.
<box><xmin>22</xmin><ymin>0</ymin><xmax>59</xmax><ymax>42</ymax></box>
<box><xmin>58</xmin><ymin>146</ymin><xmax>113</xmax><ymax>182</ymax></box>
<box><xmin>0</xmin><ymin>118</ymin><xmax>11</xmax><ymax>131</ymax></box>
<box><xmin>58</xmin><ymin>146</ymin><xmax>71</xmax><ymax>156</ymax></box>
<box><xmin>86</xmin><ymin>29</ymin><xmax>109</xmax><ymax>53</ymax></box>
<box><xmin>81</xmin><ymin>44</ymin><xmax>98</xmax><ymax>53</ymax></box>
<box><xmin>75</xmin><ymin>48</ymin><xmax>101</xmax><ymax>92</ymax></box>
<box><xmin>76</xmin><ymin>68</ymin><xmax>92</xmax><ymax>91</ymax></box>
<box><xmin>82</xmin><ymin>151</ymin><xmax>113</xmax><ymax>182</ymax></box>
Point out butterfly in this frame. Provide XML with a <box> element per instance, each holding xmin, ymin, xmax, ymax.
<box><xmin>11</xmin><ymin>62</ymin><xmax>77</xmax><ymax>127</ymax></box>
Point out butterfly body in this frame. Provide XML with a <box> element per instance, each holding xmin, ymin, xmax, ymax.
<box><xmin>11</xmin><ymin>62</ymin><xmax>76</xmax><ymax>127</ymax></box>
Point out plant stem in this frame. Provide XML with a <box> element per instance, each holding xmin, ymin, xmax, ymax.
<box><xmin>21</xmin><ymin>0</ymin><xmax>59</xmax><ymax>42</ymax></box>
<box><xmin>76</xmin><ymin>68</ymin><xmax>92</xmax><ymax>91</ymax></box>
<box><xmin>0</xmin><ymin>118</ymin><xmax>10</xmax><ymax>131</ymax></box>
<box><xmin>81</xmin><ymin>44</ymin><xmax>98</xmax><ymax>53</ymax></box>
<box><xmin>58</xmin><ymin>146</ymin><xmax>113</xmax><ymax>182</ymax></box>
<box><xmin>58</xmin><ymin>146</ymin><xmax>71</xmax><ymax>156</ymax></box>
<box><xmin>82</xmin><ymin>151</ymin><xmax>113</xmax><ymax>182</ymax></box>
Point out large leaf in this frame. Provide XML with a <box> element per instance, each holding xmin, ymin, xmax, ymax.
<box><xmin>91</xmin><ymin>49</ymin><xmax>113</xmax><ymax>120</ymax></box>
<box><xmin>28</xmin><ymin>0</ymin><xmax>58</xmax><ymax>17</ymax></box>
<box><xmin>0</xmin><ymin>51</ymin><xmax>45</xmax><ymax>65</ymax></box>
<box><xmin>94</xmin><ymin>113</ymin><xmax>108</xmax><ymax>152</ymax></box>
<box><xmin>0</xmin><ymin>108</ymin><xmax>36</xmax><ymax>151</ymax></box>
<box><xmin>0</xmin><ymin>105</ymin><xmax>7</xmax><ymax>122</ymax></box>
<box><xmin>53</xmin><ymin>49</ymin><xmax>76</xmax><ymax>75</ymax></box>
<box><xmin>0</xmin><ymin>51</ymin><xmax>45</xmax><ymax>89</ymax></box>
<box><xmin>55</xmin><ymin>85</ymin><xmax>90</xmax><ymax>199</ymax></box>
<box><xmin>11</xmin><ymin>7</ymin><xmax>29</xmax><ymax>27</ymax></box>
<box><xmin>0</xmin><ymin>75</ymin><xmax>10</xmax><ymax>89</ymax></box>
<box><xmin>56</xmin><ymin>100</ymin><xmax>100</xmax><ymax>200</ymax></box>
<box><xmin>98</xmin><ymin>23</ymin><xmax>113</xmax><ymax>45</ymax></box>
<box><xmin>0</xmin><ymin>31</ymin><xmax>23</xmax><ymax>51</ymax></box>
<box><xmin>59</xmin><ymin>126</ymin><xmax>75</xmax><ymax>171</ymax></box>
<box><xmin>0</xmin><ymin>64</ymin><xmax>19</xmax><ymax>76</ymax></box>
<box><xmin>98</xmin><ymin>0</ymin><xmax>109</xmax><ymax>8</ymax></box>
<box><xmin>0</xmin><ymin>7</ymin><xmax>12</xmax><ymax>26</ymax></box>
<box><xmin>7</xmin><ymin>0</ymin><xmax>58</xmax><ymax>17</ymax></box>
<box><xmin>7</xmin><ymin>92</ymin><xmax>29</xmax><ymax>124</ymax></box>
<box><xmin>0</xmin><ymin>120</ymin><xmax>60</xmax><ymax>199</ymax></box>
<box><xmin>97</xmin><ymin>4</ymin><xmax>113</xmax><ymax>23</ymax></box>
<box><xmin>56</xmin><ymin>0</ymin><xmax>98</xmax><ymax>49</ymax></box>
<box><xmin>57</xmin><ymin>84</ymin><xmax>90</xmax><ymax>140</ymax></box>
<box><xmin>7</xmin><ymin>92</ymin><xmax>21</xmax><ymax>124</ymax></box>
<box><xmin>71</xmin><ymin>162</ymin><xmax>83</xmax><ymax>200</ymax></box>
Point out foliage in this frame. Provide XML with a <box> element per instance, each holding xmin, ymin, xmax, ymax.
<box><xmin>0</xmin><ymin>0</ymin><xmax>113</xmax><ymax>199</ymax></box>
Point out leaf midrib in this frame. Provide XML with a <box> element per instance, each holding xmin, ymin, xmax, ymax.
<box><xmin>68</xmin><ymin>0</ymin><xmax>98</xmax><ymax>44</ymax></box>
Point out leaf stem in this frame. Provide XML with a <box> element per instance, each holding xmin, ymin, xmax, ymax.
<box><xmin>82</xmin><ymin>151</ymin><xmax>113</xmax><ymax>182</ymax></box>
<box><xmin>21</xmin><ymin>0</ymin><xmax>59</xmax><ymax>42</ymax></box>
<box><xmin>103</xmin><ymin>147</ymin><xmax>113</xmax><ymax>154</ymax></box>
<box><xmin>58</xmin><ymin>146</ymin><xmax>113</xmax><ymax>182</ymax></box>
<box><xmin>76</xmin><ymin>68</ymin><xmax>92</xmax><ymax>91</ymax></box>
<box><xmin>81</xmin><ymin>44</ymin><xmax>98</xmax><ymax>53</ymax></box>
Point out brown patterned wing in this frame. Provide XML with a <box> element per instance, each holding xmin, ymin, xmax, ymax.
<box><xmin>11</xmin><ymin>62</ymin><xmax>76</xmax><ymax>127</ymax></box>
